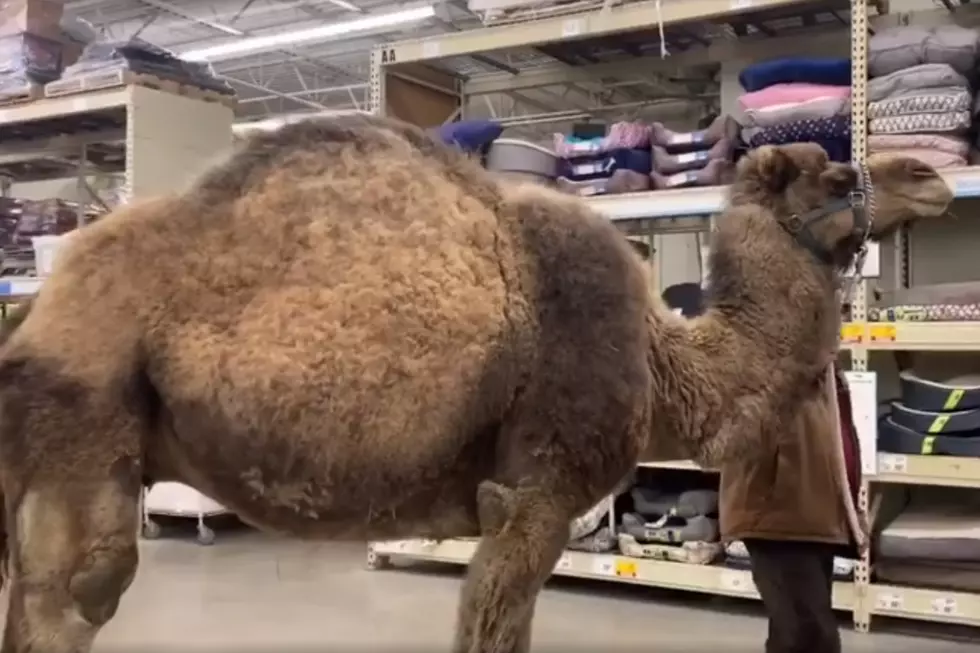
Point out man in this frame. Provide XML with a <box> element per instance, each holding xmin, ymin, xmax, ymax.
<box><xmin>661</xmin><ymin>281</ymin><xmax>864</xmax><ymax>653</ymax></box>
<box><xmin>720</xmin><ymin>365</ymin><xmax>862</xmax><ymax>653</ymax></box>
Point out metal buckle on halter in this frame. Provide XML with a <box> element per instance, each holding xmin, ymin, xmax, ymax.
<box><xmin>848</xmin><ymin>189</ymin><xmax>867</xmax><ymax>208</ymax></box>
<box><xmin>784</xmin><ymin>214</ymin><xmax>804</xmax><ymax>234</ymax></box>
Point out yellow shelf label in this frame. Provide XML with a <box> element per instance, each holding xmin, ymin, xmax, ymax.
<box><xmin>869</xmin><ymin>324</ymin><xmax>897</xmax><ymax>342</ymax></box>
<box><xmin>841</xmin><ymin>323</ymin><xmax>865</xmax><ymax>343</ymax></box>
<box><xmin>614</xmin><ymin>559</ymin><xmax>637</xmax><ymax>578</ymax></box>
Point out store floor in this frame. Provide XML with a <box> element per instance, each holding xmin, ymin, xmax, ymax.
<box><xmin>30</xmin><ymin>529</ymin><xmax>975</xmax><ymax>651</ymax></box>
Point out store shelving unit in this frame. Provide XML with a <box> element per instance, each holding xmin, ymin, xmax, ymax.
<box><xmin>364</xmin><ymin>0</ymin><xmax>980</xmax><ymax>635</ymax></box>
<box><xmin>0</xmin><ymin>81</ymin><xmax>236</xmax><ymax>544</ymax></box>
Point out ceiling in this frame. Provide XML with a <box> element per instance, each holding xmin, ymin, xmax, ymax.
<box><xmin>65</xmin><ymin>0</ymin><xmax>488</xmax><ymax>119</ymax></box>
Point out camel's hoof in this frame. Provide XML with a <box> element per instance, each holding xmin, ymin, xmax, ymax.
<box><xmin>196</xmin><ymin>524</ymin><xmax>215</xmax><ymax>546</ymax></box>
<box><xmin>365</xmin><ymin>547</ymin><xmax>391</xmax><ymax>571</ymax></box>
<box><xmin>141</xmin><ymin>520</ymin><xmax>161</xmax><ymax>540</ymax></box>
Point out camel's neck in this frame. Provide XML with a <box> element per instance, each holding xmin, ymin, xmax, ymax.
<box><xmin>642</xmin><ymin>209</ymin><xmax>841</xmax><ymax>464</ymax></box>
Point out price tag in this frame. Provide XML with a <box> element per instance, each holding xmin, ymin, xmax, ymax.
<box><xmin>869</xmin><ymin>323</ymin><xmax>897</xmax><ymax>343</ymax></box>
<box><xmin>879</xmin><ymin>454</ymin><xmax>908</xmax><ymax>473</ymax></box>
<box><xmin>931</xmin><ymin>596</ymin><xmax>958</xmax><ymax>615</ymax></box>
<box><xmin>731</xmin><ymin>0</ymin><xmax>754</xmax><ymax>9</ymax></box>
<box><xmin>591</xmin><ymin>556</ymin><xmax>614</xmax><ymax>576</ymax></box>
<box><xmin>422</xmin><ymin>41</ymin><xmax>441</xmax><ymax>58</ymax></box>
<box><xmin>71</xmin><ymin>98</ymin><xmax>88</xmax><ymax>113</ymax></box>
<box><xmin>875</xmin><ymin>591</ymin><xmax>903</xmax><ymax>610</ymax></box>
<box><xmin>840</xmin><ymin>323</ymin><xmax>864</xmax><ymax>344</ymax></box>
<box><xmin>845</xmin><ymin>371</ymin><xmax>878</xmax><ymax>475</ymax></box>
<box><xmin>555</xmin><ymin>553</ymin><xmax>571</xmax><ymax>571</ymax></box>
<box><xmin>614</xmin><ymin>558</ymin><xmax>638</xmax><ymax>578</ymax></box>
<box><xmin>720</xmin><ymin>570</ymin><xmax>754</xmax><ymax>593</ymax></box>
<box><xmin>561</xmin><ymin>19</ymin><xmax>583</xmax><ymax>37</ymax></box>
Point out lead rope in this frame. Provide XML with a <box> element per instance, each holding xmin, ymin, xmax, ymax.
<box><xmin>655</xmin><ymin>0</ymin><xmax>669</xmax><ymax>59</ymax></box>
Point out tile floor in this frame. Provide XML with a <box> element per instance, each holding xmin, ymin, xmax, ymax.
<box><xmin>7</xmin><ymin>528</ymin><xmax>977</xmax><ymax>652</ymax></box>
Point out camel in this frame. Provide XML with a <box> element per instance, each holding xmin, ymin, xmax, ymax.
<box><xmin>0</xmin><ymin>113</ymin><xmax>952</xmax><ymax>653</ymax></box>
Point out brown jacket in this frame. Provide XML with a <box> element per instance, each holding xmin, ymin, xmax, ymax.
<box><xmin>719</xmin><ymin>366</ymin><xmax>865</xmax><ymax>557</ymax></box>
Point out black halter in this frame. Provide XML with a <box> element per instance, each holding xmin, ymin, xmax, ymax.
<box><xmin>779</xmin><ymin>164</ymin><xmax>875</xmax><ymax>270</ymax></box>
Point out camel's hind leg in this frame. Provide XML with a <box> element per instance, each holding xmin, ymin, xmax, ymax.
<box><xmin>2</xmin><ymin>464</ymin><xmax>141</xmax><ymax>653</ymax></box>
<box><xmin>452</xmin><ymin>481</ymin><xmax>571</xmax><ymax>653</ymax></box>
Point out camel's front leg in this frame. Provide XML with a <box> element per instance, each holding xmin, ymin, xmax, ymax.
<box><xmin>452</xmin><ymin>482</ymin><xmax>570</xmax><ymax>653</ymax></box>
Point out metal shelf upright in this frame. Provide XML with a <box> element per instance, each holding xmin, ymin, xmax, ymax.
<box><xmin>0</xmin><ymin>83</ymin><xmax>236</xmax><ymax>544</ymax></box>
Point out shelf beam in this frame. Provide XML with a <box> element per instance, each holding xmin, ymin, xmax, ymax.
<box><xmin>376</xmin><ymin>0</ymin><xmax>833</xmax><ymax>64</ymax></box>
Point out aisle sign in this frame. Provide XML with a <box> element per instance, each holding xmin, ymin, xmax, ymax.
<box><xmin>844</xmin><ymin>371</ymin><xmax>878</xmax><ymax>475</ymax></box>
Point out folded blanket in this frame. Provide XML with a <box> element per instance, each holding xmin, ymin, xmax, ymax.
<box><xmin>434</xmin><ymin>120</ymin><xmax>502</xmax><ymax>153</ymax></box>
<box><xmin>869</xmin><ymin>88</ymin><xmax>973</xmax><ymax>120</ymax></box>
<box><xmin>739</xmin><ymin>83</ymin><xmax>850</xmax><ymax>112</ymax></box>
<box><xmin>868</xmin><ymin>63</ymin><xmax>969</xmax><ymax>102</ymax></box>
<box><xmin>870</xmin><ymin>111</ymin><xmax>971</xmax><ymax>136</ymax></box>
<box><xmin>749</xmin><ymin>115</ymin><xmax>851</xmax><ymax>145</ymax></box>
<box><xmin>738</xmin><ymin>57</ymin><xmax>851</xmax><ymax>93</ymax></box>
<box><xmin>742</xmin><ymin>95</ymin><xmax>851</xmax><ymax>128</ymax></box>
<box><xmin>869</xmin><ymin>133</ymin><xmax>969</xmax><ymax>157</ymax></box>
<box><xmin>870</xmin><ymin>25</ymin><xmax>980</xmax><ymax>78</ymax></box>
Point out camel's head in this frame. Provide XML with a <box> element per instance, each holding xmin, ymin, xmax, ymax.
<box><xmin>732</xmin><ymin>143</ymin><xmax>953</xmax><ymax>269</ymax></box>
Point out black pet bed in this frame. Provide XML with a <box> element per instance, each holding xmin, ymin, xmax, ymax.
<box><xmin>899</xmin><ymin>370</ymin><xmax>980</xmax><ymax>412</ymax></box>
<box><xmin>890</xmin><ymin>401</ymin><xmax>980</xmax><ymax>435</ymax></box>
<box><xmin>879</xmin><ymin>417</ymin><xmax>980</xmax><ymax>456</ymax></box>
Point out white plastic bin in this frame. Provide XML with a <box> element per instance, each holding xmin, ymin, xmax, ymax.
<box><xmin>31</xmin><ymin>234</ymin><xmax>69</xmax><ymax>276</ymax></box>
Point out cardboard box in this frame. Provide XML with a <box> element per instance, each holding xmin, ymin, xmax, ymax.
<box><xmin>0</xmin><ymin>0</ymin><xmax>65</xmax><ymax>41</ymax></box>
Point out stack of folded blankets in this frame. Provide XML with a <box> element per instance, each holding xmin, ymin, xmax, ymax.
<box><xmin>867</xmin><ymin>25</ymin><xmax>980</xmax><ymax>169</ymax></box>
<box><xmin>553</xmin><ymin>121</ymin><xmax>653</xmax><ymax>197</ymax></box>
<box><xmin>737</xmin><ymin>57</ymin><xmax>853</xmax><ymax>162</ymax></box>
<box><xmin>647</xmin><ymin>115</ymin><xmax>738</xmax><ymax>190</ymax></box>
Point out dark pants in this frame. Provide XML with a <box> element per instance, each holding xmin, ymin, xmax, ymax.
<box><xmin>744</xmin><ymin>538</ymin><xmax>842</xmax><ymax>653</ymax></box>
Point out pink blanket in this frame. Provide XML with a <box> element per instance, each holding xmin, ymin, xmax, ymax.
<box><xmin>738</xmin><ymin>83</ymin><xmax>851</xmax><ymax>112</ymax></box>
<box><xmin>868</xmin><ymin>133</ymin><xmax>969</xmax><ymax>157</ymax></box>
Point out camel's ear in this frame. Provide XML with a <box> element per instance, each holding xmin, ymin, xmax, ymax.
<box><xmin>820</xmin><ymin>163</ymin><xmax>859</xmax><ymax>197</ymax></box>
<box><xmin>739</xmin><ymin>145</ymin><xmax>800</xmax><ymax>194</ymax></box>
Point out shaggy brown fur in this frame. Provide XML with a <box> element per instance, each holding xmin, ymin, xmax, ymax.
<box><xmin>0</xmin><ymin>115</ymin><xmax>952</xmax><ymax>653</ymax></box>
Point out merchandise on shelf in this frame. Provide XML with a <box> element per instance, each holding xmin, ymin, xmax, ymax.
<box><xmin>866</xmin><ymin>26</ymin><xmax>980</xmax><ymax>168</ymax></box>
<box><xmin>737</xmin><ymin>58</ymin><xmax>853</xmax><ymax>162</ymax></box>
<box><xmin>556</xmin><ymin>147</ymin><xmax>652</xmax><ymax>197</ymax></box>
<box><xmin>433</xmin><ymin>119</ymin><xmax>503</xmax><ymax>155</ymax></box>
<box><xmin>0</xmin><ymin>31</ymin><xmax>62</xmax><ymax>94</ymax></box>
<box><xmin>614</xmin><ymin>486</ymin><xmax>722</xmax><ymax>565</ymax></box>
<box><xmin>0</xmin><ymin>0</ymin><xmax>62</xmax><ymax>39</ymax></box>
<box><xmin>485</xmin><ymin>137</ymin><xmax>559</xmax><ymax>185</ymax></box>
<box><xmin>0</xmin><ymin>197</ymin><xmax>98</xmax><ymax>277</ymax></box>
<box><xmin>874</xmin><ymin>488</ymin><xmax>980</xmax><ymax>593</ymax></box>
<box><xmin>878</xmin><ymin>369</ymin><xmax>980</xmax><ymax>458</ymax></box>
<box><xmin>60</xmin><ymin>35</ymin><xmax>235</xmax><ymax>96</ymax></box>
<box><xmin>870</xmin><ymin>281</ymin><xmax>980</xmax><ymax>322</ymax></box>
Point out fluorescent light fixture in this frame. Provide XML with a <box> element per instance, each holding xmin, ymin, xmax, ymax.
<box><xmin>181</xmin><ymin>5</ymin><xmax>436</xmax><ymax>62</ymax></box>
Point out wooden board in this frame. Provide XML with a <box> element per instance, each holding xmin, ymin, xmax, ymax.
<box><xmin>0</xmin><ymin>83</ymin><xmax>43</xmax><ymax>108</ymax></box>
<box><xmin>44</xmin><ymin>68</ymin><xmax>237</xmax><ymax>108</ymax></box>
